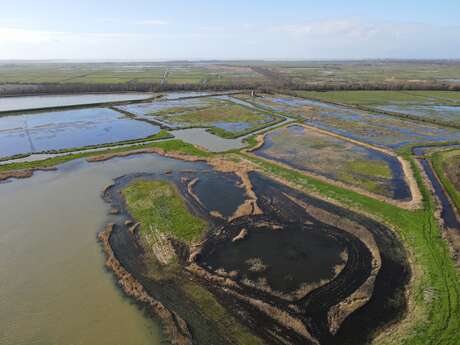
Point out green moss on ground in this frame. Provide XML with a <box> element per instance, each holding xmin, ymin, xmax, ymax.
<box><xmin>122</xmin><ymin>179</ymin><xmax>207</xmax><ymax>243</ymax></box>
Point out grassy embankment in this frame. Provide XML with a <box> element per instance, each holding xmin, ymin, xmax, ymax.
<box><xmin>39</xmin><ymin>129</ymin><xmax>172</xmax><ymax>154</ymax></box>
<box><xmin>121</xmin><ymin>179</ymin><xmax>265</xmax><ymax>345</ymax></box>
<box><xmin>0</xmin><ymin>139</ymin><xmax>212</xmax><ymax>173</ymax></box>
<box><xmin>431</xmin><ymin>149</ymin><xmax>460</xmax><ymax>215</ymax></box>
<box><xmin>239</xmin><ymin>149</ymin><xmax>460</xmax><ymax>345</ymax></box>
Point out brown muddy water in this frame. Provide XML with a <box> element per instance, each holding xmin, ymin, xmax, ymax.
<box><xmin>0</xmin><ymin>154</ymin><xmax>205</xmax><ymax>345</ymax></box>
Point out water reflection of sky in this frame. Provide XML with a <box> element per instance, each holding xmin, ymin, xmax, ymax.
<box><xmin>0</xmin><ymin>108</ymin><xmax>160</xmax><ymax>157</ymax></box>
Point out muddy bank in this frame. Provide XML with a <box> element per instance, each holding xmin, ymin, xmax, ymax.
<box><xmin>0</xmin><ymin>167</ymin><xmax>56</xmax><ymax>182</ymax></box>
<box><xmin>98</xmin><ymin>223</ymin><xmax>193</xmax><ymax>345</ymax></box>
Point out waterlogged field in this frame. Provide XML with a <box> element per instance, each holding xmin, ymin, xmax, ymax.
<box><xmin>295</xmin><ymin>90</ymin><xmax>460</xmax><ymax>127</ymax></box>
<box><xmin>251</xmin><ymin>94</ymin><xmax>460</xmax><ymax>149</ymax></box>
<box><xmin>0</xmin><ymin>108</ymin><xmax>160</xmax><ymax>157</ymax></box>
<box><xmin>375</xmin><ymin>104</ymin><xmax>460</xmax><ymax>126</ymax></box>
<box><xmin>118</xmin><ymin>96</ymin><xmax>280</xmax><ymax>138</ymax></box>
<box><xmin>255</xmin><ymin>125</ymin><xmax>411</xmax><ymax>199</ymax></box>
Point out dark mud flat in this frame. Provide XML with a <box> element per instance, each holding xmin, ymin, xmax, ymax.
<box><xmin>103</xmin><ymin>168</ymin><xmax>410</xmax><ymax>345</ymax></box>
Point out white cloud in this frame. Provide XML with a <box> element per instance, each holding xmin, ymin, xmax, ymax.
<box><xmin>0</xmin><ymin>28</ymin><xmax>64</xmax><ymax>44</ymax></box>
<box><xmin>0</xmin><ymin>18</ymin><xmax>459</xmax><ymax>60</ymax></box>
<box><xmin>135</xmin><ymin>20</ymin><xmax>168</xmax><ymax>26</ymax></box>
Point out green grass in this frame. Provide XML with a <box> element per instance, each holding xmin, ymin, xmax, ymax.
<box><xmin>240</xmin><ymin>152</ymin><xmax>460</xmax><ymax>345</ymax></box>
<box><xmin>348</xmin><ymin>159</ymin><xmax>393</xmax><ymax>179</ymax></box>
<box><xmin>122</xmin><ymin>180</ymin><xmax>207</xmax><ymax>243</ymax></box>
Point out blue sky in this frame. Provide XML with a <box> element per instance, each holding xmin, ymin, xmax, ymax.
<box><xmin>1</xmin><ymin>0</ymin><xmax>459</xmax><ymax>60</ymax></box>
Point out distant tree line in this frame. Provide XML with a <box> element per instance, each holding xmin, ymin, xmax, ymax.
<box><xmin>0</xmin><ymin>79</ymin><xmax>459</xmax><ymax>96</ymax></box>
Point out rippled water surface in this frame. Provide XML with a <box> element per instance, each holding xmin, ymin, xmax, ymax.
<box><xmin>0</xmin><ymin>154</ymin><xmax>206</xmax><ymax>345</ymax></box>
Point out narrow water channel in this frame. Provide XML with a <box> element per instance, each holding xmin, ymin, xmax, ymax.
<box><xmin>419</xmin><ymin>158</ymin><xmax>460</xmax><ymax>230</ymax></box>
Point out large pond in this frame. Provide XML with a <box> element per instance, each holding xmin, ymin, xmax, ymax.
<box><xmin>0</xmin><ymin>108</ymin><xmax>160</xmax><ymax>158</ymax></box>
<box><xmin>0</xmin><ymin>93</ymin><xmax>151</xmax><ymax>112</ymax></box>
<box><xmin>0</xmin><ymin>154</ymin><xmax>210</xmax><ymax>345</ymax></box>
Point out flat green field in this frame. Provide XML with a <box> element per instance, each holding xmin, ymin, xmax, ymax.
<box><xmin>3</xmin><ymin>61</ymin><xmax>460</xmax><ymax>87</ymax></box>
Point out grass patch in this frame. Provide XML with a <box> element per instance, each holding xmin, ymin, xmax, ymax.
<box><xmin>122</xmin><ymin>179</ymin><xmax>207</xmax><ymax>243</ymax></box>
<box><xmin>348</xmin><ymin>159</ymin><xmax>393</xmax><ymax>179</ymax></box>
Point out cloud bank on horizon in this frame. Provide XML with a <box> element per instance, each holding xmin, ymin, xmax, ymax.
<box><xmin>1</xmin><ymin>0</ymin><xmax>459</xmax><ymax>60</ymax></box>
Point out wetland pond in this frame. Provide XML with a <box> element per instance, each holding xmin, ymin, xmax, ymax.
<box><xmin>0</xmin><ymin>107</ymin><xmax>160</xmax><ymax>158</ymax></box>
<box><xmin>0</xmin><ymin>92</ymin><xmax>151</xmax><ymax>112</ymax></box>
<box><xmin>254</xmin><ymin>125</ymin><xmax>411</xmax><ymax>200</ymax></box>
